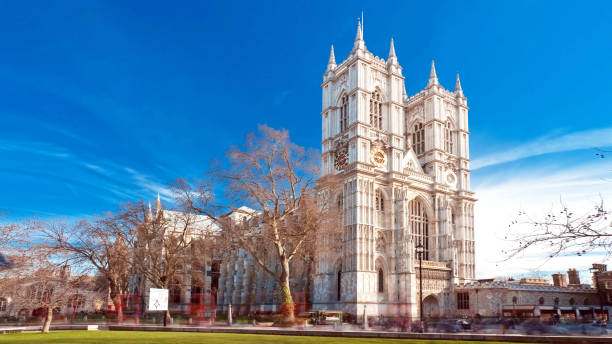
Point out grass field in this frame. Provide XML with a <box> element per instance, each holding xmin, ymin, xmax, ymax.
<box><xmin>0</xmin><ymin>331</ymin><xmax>533</xmax><ymax>344</ymax></box>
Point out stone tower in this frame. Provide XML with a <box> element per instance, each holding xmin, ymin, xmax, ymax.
<box><xmin>314</xmin><ymin>22</ymin><xmax>476</xmax><ymax>319</ymax></box>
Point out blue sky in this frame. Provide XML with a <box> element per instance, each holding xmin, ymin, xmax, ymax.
<box><xmin>1</xmin><ymin>1</ymin><xmax>611</xmax><ymax>278</ymax></box>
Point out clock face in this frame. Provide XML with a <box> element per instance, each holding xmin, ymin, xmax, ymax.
<box><xmin>370</xmin><ymin>148</ymin><xmax>386</xmax><ymax>168</ymax></box>
<box><xmin>334</xmin><ymin>146</ymin><xmax>348</xmax><ymax>170</ymax></box>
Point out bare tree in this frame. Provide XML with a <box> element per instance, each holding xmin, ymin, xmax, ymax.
<box><xmin>173</xmin><ymin>125</ymin><xmax>340</xmax><ymax>323</ymax></box>
<box><xmin>38</xmin><ymin>217</ymin><xmax>131</xmax><ymax>322</ymax></box>
<box><xmin>116</xmin><ymin>199</ymin><xmax>214</xmax><ymax>325</ymax></box>
<box><xmin>504</xmin><ymin>200</ymin><xmax>612</xmax><ymax>260</ymax></box>
<box><xmin>0</xmin><ymin>238</ymin><xmax>86</xmax><ymax>333</ymax></box>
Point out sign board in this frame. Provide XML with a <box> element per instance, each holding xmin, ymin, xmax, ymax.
<box><xmin>148</xmin><ymin>288</ymin><xmax>168</xmax><ymax>311</ymax></box>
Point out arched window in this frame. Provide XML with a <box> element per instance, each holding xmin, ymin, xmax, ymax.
<box><xmin>444</xmin><ymin>120</ymin><xmax>453</xmax><ymax>154</ymax></box>
<box><xmin>378</xmin><ymin>268</ymin><xmax>384</xmax><ymax>293</ymax></box>
<box><xmin>408</xmin><ymin>199</ymin><xmax>429</xmax><ymax>260</ymax></box>
<box><xmin>539</xmin><ymin>297</ymin><xmax>545</xmax><ymax>305</ymax></box>
<box><xmin>412</xmin><ymin>123</ymin><xmax>425</xmax><ymax>155</ymax></box>
<box><xmin>370</xmin><ymin>91</ymin><xmax>382</xmax><ymax>129</ymax></box>
<box><xmin>340</xmin><ymin>95</ymin><xmax>348</xmax><ymax>132</ymax></box>
<box><xmin>375</xmin><ymin>189</ymin><xmax>384</xmax><ymax>212</ymax></box>
<box><xmin>337</xmin><ymin>265</ymin><xmax>342</xmax><ymax>301</ymax></box>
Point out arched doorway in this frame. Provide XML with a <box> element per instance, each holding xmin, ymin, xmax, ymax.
<box><xmin>422</xmin><ymin>295</ymin><xmax>440</xmax><ymax>318</ymax></box>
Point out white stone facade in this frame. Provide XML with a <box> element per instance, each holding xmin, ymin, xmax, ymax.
<box><xmin>313</xmin><ymin>23</ymin><xmax>476</xmax><ymax>319</ymax></box>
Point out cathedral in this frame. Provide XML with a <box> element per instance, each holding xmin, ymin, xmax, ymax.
<box><xmin>312</xmin><ymin>22</ymin><xmax>476</xmax><ymax>319</ymax></box>
<box><xmin>134</xmin><ymin>22</ymin><xmax>476</xmax><ymax>321</ymax></box>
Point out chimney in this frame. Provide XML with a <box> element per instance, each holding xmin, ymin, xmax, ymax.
<box><xmin>552</xmin><ymin>273</ymin><xmax>567</xmax><ymax>287</ymax></box>
<box><xmin>567</xmin><ymin>268</ymin><xmax>580</xmax><ymax>285</ymax></box>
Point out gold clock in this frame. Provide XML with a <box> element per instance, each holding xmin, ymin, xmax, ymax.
<box><xmin>370</xmin><ymin>148</ymin><xmax>386</xmax><ymax>168</ymax></box>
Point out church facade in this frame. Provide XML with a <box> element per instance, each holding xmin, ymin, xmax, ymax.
<box><xmin>312</xmin><ymin>22</ymin><xmax>476</xmax><ymax>319</ymax></box>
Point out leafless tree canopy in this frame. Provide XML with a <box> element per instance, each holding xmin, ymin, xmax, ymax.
<box><xmin>504</xmin><ymin>200</ymin><xmax>612</xmax><ymax>260</ymax></box>
<box><xmin>39</xmin><ymin>216</ymin><xmax>131</xmax><ymax>321</ymax></box>
<box><xmin>173</xmin><ymin>125</ymin><xmax>341</xmax><ymax>322</ymax></box>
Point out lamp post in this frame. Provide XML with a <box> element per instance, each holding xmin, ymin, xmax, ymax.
<box><xmin>415</xmin><ymin>242</ymin><xmax>425</xmax><ymax>331</ymax></box>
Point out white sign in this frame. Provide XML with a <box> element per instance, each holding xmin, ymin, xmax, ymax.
<box><xmin>148</xmin><ymin>288</ymin><xmax>168</xmax><ymax>311</ymax></box>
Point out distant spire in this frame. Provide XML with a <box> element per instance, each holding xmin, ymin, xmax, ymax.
<box><xmin>326</xmin><ymin>44</ymin><xmax>336</xmax><ymax>72</ymax></box>
<box><xmin>455</xmin><ymin>73</ymin><xmax>464</xmax><ymax>97</ymax></box>
<box><xmin>427</xmin><ymin>60</ymin><xmax>439</xmax><ymax>87</ymax></box>
<box><xmin>353</xmin><ymin>20</ymin><xmax>365</xmax><ymax>52</ymax></box>
<box><xmin>387</xmin><ymin>38</ymin><xmax>398</xmax><ymax>65</ymax></box>
<box><xmin>146</xmin><ymin>202</ymin><xmax>153</xmax><ymax>221</ymax></box>
<box><xmin>355</xmin><ymin>20</ymin><xmax>363</xmax><ymax>41</ymax></box>
<box><xmin>154</xmin><ymin>192</ymin><xmax>162</xmax><ymax>216</ymax></box>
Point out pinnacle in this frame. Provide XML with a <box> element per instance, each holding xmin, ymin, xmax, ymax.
<box><xmin>328</xmin><ymin>44</ymin><xmax>336</xmax><ymax>66</ymax></box>
<box><xmin>427</xmin><ymin>60</ymin><xmax>439</xmax><ymax>87</ymax></box>
<box><xmin>388</xmin><ymin>38</ymin><xmax>396</xmax><ymax>58</ymax></box>
<box><xmin>355</xmin><ymin>20</ymin><xmax>363</xmax><ymax>42</ymax></box>
<box><xmin>455</xmin><ymin>73</ymin><xmax>464</xmax><ymax>97</ymax></box>
<box><xmin>455</xmin><ymin>73</ymin><xmax>463</xmax><ymax>91</ymax></box>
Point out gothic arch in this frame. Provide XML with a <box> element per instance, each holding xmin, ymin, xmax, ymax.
<box><xmin>422</xmin><ymin>294</ymin><xmax>440</xmax><ymax>318</ymax></box>
<box><xmin>406</xmin><ymin>194</ymin><xmax>435</xmax><ymax>221</ymax></box>
<box><xmin>374</xmin><ymin>256</ymin><xmax>390</xmax><ymax>301</ymax></box>
<box><xmin>406</xmin><ymin>195</ymin><xmax>434</xmax><ymax>260</ymax></box>
<box><xmin>372</xmin><ymin>86</ymin><xmax>386</xmax><ymax>101</ymax></box>
<box><xmin>335</xmin><ymin>89</ymin><xmax>348</xmax><ymax>106</ymax></box>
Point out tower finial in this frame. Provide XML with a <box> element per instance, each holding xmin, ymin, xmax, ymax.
<box><xmin>352</xmin><ymin>20</ymin><xmax>365</xmax><ymax>52</ymax></box>
<box><xmin>455</xmin><ymin>73</ymin><xmax>464</xmax><ymax>97</ymax></box>
<box><xmin>427</xmin><ymin>60</ymin><xmax>439</xmax><ymax>87</ymax></box>
<box><xmin>388</xmin><ymin>38</ymin><xmax>396</xmax><ymax>58</ymax></box>
<box><xmin>154</xmin><ymin>192</ymin><xmax>162</xmax><ymax>216</ymax></box>
<box><xmin>146</xmin><ymin>202</ymin><xmax>153</xmax><ymax>221</ymax></box>
<box><xmin>387</xmin><ymin>37</ymin><xmax>398</xmax><ymax>66</ymax></box>
<box><xmin>327</xmin><ymin>44</ymin><xmax>336</xmax><ymax>72</ymax></box>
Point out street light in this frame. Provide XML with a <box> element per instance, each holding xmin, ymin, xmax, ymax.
<box><xmin>415</xmin><ymin>242</ymin><xmax>425</xmax><ymax>331</ymax></box>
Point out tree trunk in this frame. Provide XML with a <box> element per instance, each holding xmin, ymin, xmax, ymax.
<box><xmin>109</xmin><ymin>281</ymin><xmax>124</xmax><ymax>323</ymax></box>
<box><xmin>42</xmin><ymin>307</ymin><xmax>53</xmax><ymax>333</ymax></box>
<box><xmin>112</xmin><ymin>294</ymin><xmax>124</xmax><ymax>323</ymax></box>
<box><xmin>279</xmin><ymin>259</ymin><xmax>295</xmax><ymax>324</ymax></box>
<box><xmin>164</xmin><ymin>310</ymin><xmax>171</xmax><ymax>326</ymax></box>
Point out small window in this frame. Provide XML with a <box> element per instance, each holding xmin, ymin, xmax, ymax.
<box><xmin>337</xmin><ymin>267</ymin><xmax>342</xmax><ymax>301</ymax></box>
<box><xmin>0</xmin><ymin>298</ymin><xmax>7</xmax><ymax>312</ymax></box>
<box><xmin>412</xmin><ymin>123</ymin><xmax>425</xmax><ymax>155</ymax></box>
<box><xmin>554</xmin><ymin>297</ymin><xmax>559</xmax><ymax>306</ymax></box>
<box><xmin>370</xmin><ymin>91</ymin><xmax>383</xmax><ymax>129</ymax></box>
<box><xmin>539</xmin><ymin>297</ymin><xmax>545</xmax><ymax>305</ymax></box>
<box><xmin>512</xmin><ymin>296</ymin><xmax>518</xmax><ymax>304</ymax></box>
<box><xmin>378</xmin><ymin>268</ymin><xmax>384</xmax><ymax>293</ymax></box>
<box><xmin>444</xmin><ymin>120</ymin><xmax>454</xmax><ymax>154</ymax></box>
<box><xmin>340</xmin><ymin>95</ymin><xmax>349</xmax><ymax>132</ymax></box>
<box><xmin>569</xmin><ymin>298</ymin><xmax>575</xmax><ymax>306</ymax></box>
<box><xmin>375</xmin><ymin>189</ymin><xmax>384</xmax><ymax>211</ymax></box>
<box><xmin>457</xmin><ymin>292</ymin><xmax>469</xmax><ymax>309</ymax></box>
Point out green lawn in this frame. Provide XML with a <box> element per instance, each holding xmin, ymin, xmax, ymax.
<box><xmin>0</xmin><ymin>331</ymin><xmax>531</xmax><ymax>344</ymax></box>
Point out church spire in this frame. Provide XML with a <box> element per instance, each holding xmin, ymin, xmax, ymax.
<box><xmin>326</xmin><ymin>44</ymin><xmax>336</xmax><ymax>72</ymax></box>
<box><xmin>387</xmin><ymin>38</ymin><xmax>397</xmax><ymax>65</ymax></box>
<box><xmin>146</xmin><ymin>202</ymin><xmax>153</xmax><ymax>222</ymax></box>
<box><xmin>154</xmin><ymin>192</ymin><xmax>162</xmax><ymax>216</ymax></box>
<box><xmin>455</xmin><ymin>73</ymin><xmax>464</xmax><ymax>97</ymax></box>
<box><xmin>388</xmin><ymin>38</ymin><xmax>396</xmax><ymax>57</ymax></box>
<box><xmin>427</xmin><ymin>60</ymin><xmax>439</xmax><ymax>87</ymax></box>
<box><xmin>352</xmin><ymin>20</ymin><xmax>365</xmax><ymax>52</ymax></box>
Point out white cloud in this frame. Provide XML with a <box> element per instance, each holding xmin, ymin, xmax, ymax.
<box><xmin>472</xmin><ymin>128</ymin><xmax>612</xmax><ymax>170</ymax></box>
<box><xmin>473</xmin><ymin>162</ymin><xmax>612</xmax><ymax>280</ymax></box>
